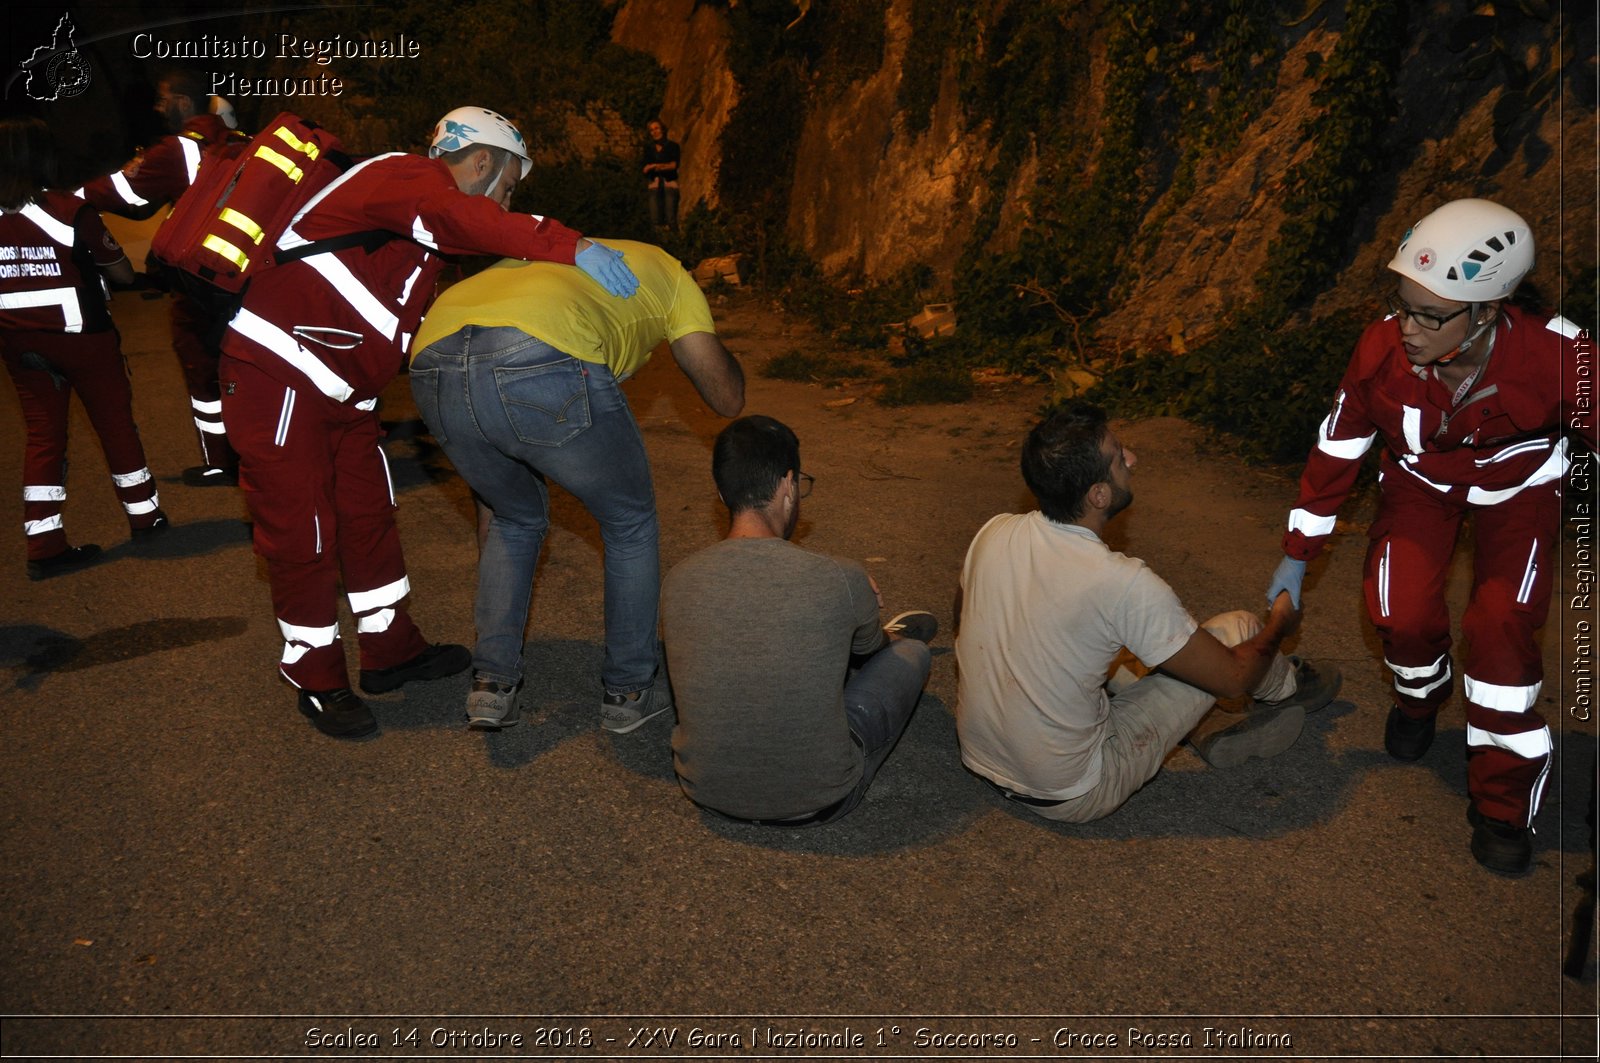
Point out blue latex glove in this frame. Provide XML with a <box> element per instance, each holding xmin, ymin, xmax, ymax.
<box><xmin>575</xmin><ymin>241</ymin><xmax>639</xmax><ymax>298</ymax></box>
<box><xmin>1267</xmin><ymin>555</ymin><xmax>1307</xmax><ymax>608</ymax></box>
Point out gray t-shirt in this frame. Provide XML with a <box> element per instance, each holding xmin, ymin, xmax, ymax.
<box><xmin>662</xmin><ymin>537</ymin><xmax>886</xmax><ymax>820</ymax></box>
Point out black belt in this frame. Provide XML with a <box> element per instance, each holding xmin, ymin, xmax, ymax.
<box><xmin>981</xmin><ymin>776</ymin><xmax>1067</xmax><ymax>808</ymax></box>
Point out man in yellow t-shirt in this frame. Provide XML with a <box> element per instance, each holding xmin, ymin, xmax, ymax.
<box><xmin>411</xmin><ymin>240</ymin><xmax>744</xmax><ymax>733</ymax></box>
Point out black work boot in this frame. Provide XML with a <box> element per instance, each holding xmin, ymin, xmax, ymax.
<box><xmin>1384</xmin><ymin>704</ymin><xmax>1436</xmax><ymax>761</ymax></box>
<box><xmin>1468</xmin><ymin>805</ymin><xmax>1533</xmax><ymax>875</ymax></box>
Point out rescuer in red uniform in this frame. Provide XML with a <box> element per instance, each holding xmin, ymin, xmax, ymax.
<box><xmin>0</xmin><ymin>117</ymin><xmax>168</xmax><ymax>579</ymax></box>
<box><xmin>217</xmin><ymin>105</ymin><xmax>639</xmax><ymax>739</ymax></box>
<box><xmin>78</xmin><ymin>68</ymin><xmax>249</xmax><ymax>487</ymax></box>
<box><xmin>1267</xmin><ymin>198</ymin><xmax>1595</xmax><ymax>874</ymax></box>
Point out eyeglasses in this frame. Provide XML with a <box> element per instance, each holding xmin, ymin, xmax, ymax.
<box><xmin>1386</xmin><ymin>293</ymin><xmax>1470</xmax><ymax>332</ymax></box>
<box><xmin>797</xmin><ymin>473</ymin><xmax>814</xmax><ymax>498</ymax></box>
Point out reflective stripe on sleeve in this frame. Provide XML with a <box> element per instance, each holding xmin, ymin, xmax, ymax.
<box><xmin>1287</xmin><ymin>508</ymin><xmax>1337</xmax><ymax>537</ymax></box>
<box><xmin>1464</xmin><ymin>676</ymin><xmax>1541</xmax><ymax>713</ymax></box>
<box><xmin>108</xmin><ymin>171</ymin><xmax>149</xmax><ymax>208</ymax></box>
<box><xmin>22</xmin><ymin>485</ymin><xmax>66</xmax><ymax>502</ymax></box>
<box><xmin>1314</xmin><ymin>413</ymin><xmax>1375</xmax><ymax>460</ymax></box>
<box><xmin>195</xmin><ymin>419</ymin><xmax>228</xmax><ymax>435</ymax></box>
<box><xmin>179</xmin><ymin>137</ymin><xmax>202</xmax><ymax>183</ymax></box>
<box><xmin>191</xmin><ymin>397</ymin><xmax>224</xmax><ymax>415</ymax></box>
<box><xmin>348</xmin><ymin>576</ymin><xmax>409</xmax><ymax>614</ymax></box>
<box><xmin>1547</xmin><ymin>315</ymin><xmax>1581</xmax><ymax>339</ymax></box>
<box><xmin>229</xmin><ymin>308</ymin><xmax>356</xmax><ymax>403</ymax></box>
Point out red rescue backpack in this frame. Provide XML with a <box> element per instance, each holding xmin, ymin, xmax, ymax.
<box><xmin>151</xmin><ymin>111</ymin><xmax>385</xmax><ymax>297</ymax></box>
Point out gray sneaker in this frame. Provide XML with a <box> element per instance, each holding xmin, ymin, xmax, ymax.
<box><xmin>600</xmin><ymin>684</ymin><xmax>673</xmax><ymax>734</ymax></box>
<box><xmin>1262</xmin><ymin>656</ymin><xmax>1343</xmax><ymax>714</ymax></box>
<box><xmin>466</xmin><ymin>675</ymin><xmax>523</xmax><ymax>731</ymax></box>
<box><xmin>885</xmin><ymin>610</ymin><xmax>939</xmax><ymax>643</ymax></box>
<box><xmin>1189</xmin><ymin>703</ymin><xmax>1307</xmax><ymax>769</ymax></box>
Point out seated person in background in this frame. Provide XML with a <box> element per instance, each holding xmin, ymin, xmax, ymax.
<box><xmin>662</xmin><ymin>415</ymin><xmax>936</xmax><ymax>826</ymax></box>
<box><xmin>954</xmin><ymin>401</ymin><xmax>1341</xmax><ymax>823</ymax></box>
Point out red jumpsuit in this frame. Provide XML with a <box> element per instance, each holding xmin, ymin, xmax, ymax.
<box><xmin>0</xmin><ymin>192</ymin><xmax>162</xmax><ymax>559</ymax></box>
<box><xmin>218</xmin><ymin>152</ymin><xmax>583</xmax><ymax>692</ymax></box>
<box><xmin>79</xmin><ymin>114</ymin><xmax>247</xmax><ymax>474</ymax></box>
<box><xmin>1285</xmin><ymin>306</ymin><xmax>1596</xmax><ymax>826</ymax></box>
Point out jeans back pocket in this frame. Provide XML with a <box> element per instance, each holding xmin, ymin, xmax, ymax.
<box><xmin>493</xmin><ymin>359</ymin><xmax>592</xmax><ymax>447</ymax></box>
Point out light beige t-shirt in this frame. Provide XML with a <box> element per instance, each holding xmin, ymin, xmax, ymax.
<box><xmin>954</xmin><ymin>511</ymin><xmax>1198</xmax><ymax>800</ymax></box>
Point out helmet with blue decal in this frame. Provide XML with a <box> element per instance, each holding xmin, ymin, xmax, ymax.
<box><xmin>428</xmin><ymin>106</ymin><xmax>532</xmax><ymax>179</ymax></box>
<box><xmin>1386</xmin><ymin>198</ymin><xmax>1533</xmax><ymax>303</ymax></box>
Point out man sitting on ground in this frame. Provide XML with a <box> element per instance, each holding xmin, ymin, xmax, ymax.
<box><xmin>954</xmin><ymin>401</ymin><xmax>1341</xmax><ymax>823</ymax></box>
<box><xmin>662</xmin><ymin>415</ymin><xmax>935</xmax><ymax>825</ymax></box>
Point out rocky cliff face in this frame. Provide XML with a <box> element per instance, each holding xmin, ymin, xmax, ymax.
<box><xmin>611</xmin><ymin>0</ymin><xmax>739</xmax><ymax>214</ymax></box>
<box><xmin>616</xmin><ymin>0</ymin><xmax>1596</xmax><ymax>347</ymax></box>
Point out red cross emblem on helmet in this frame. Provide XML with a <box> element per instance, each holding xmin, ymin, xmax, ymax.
<box><xmin>1414</xmin><ymin>249</ymin><xmax>1434</xmax><ymax>271</ymax></box>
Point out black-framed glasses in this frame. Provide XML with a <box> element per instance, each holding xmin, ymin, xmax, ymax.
<box><xmin>797</xmin><ymin>473</ymin><xmax>814</xmax><ymax>498</ymax></box>
<box><xmin>1386</xmin><ymin>293</ymin><xmax>1470</xmax><ymax>332</ymax></box>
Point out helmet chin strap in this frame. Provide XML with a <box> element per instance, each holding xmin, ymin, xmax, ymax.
<box><xmin>1433</xmin><ymin>303</ymin><xmax>1495</xmax><ymax>366</ymax></box>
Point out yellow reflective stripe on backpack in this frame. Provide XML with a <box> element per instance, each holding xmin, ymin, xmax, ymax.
<box><xmin>218</xmin><ymin>208</ymin><xmax>265</xmax><ymax>244</ymax></box>
<box><xmin>273</xmin><ymin>126</ymin><xmax>321</xmax><ymax>161</ymax></box>
<box><xmin>201</xmin><ymin>234</ymin><xmax>250</xmax><ymax>270</ymax></box>
<box><xmin>252</xmin><ymin>145</ymin><xmax>304</xmax><ymax>183</ymax></box>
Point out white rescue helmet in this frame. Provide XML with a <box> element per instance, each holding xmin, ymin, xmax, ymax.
<box><xmin>1386</xmin><ymin>198</ymin><xmax>1533</xmax><ymax>303</ymax></box>
<box><xmin>428</xmin><ymin>106</ymin><xmax>532</xmax><ymax>179</ymax></box>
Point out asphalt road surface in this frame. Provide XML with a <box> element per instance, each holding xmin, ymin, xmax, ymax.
<box><xmin>2</xmin><ymin>291</ymin><xmax>1595</xmax><ymax>1061</ymax></box>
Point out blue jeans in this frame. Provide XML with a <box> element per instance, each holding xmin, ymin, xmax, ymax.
<box><xmin>824</xmin><ymin>639</ymin><xmax>931</xmax><ymax>823</ymax></box>
<box><xmin>411</xmin><ymin>327</ymin><xmax>659</xmax><ymax>693</ymax></box>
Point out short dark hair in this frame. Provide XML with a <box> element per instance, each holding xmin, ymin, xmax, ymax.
<box><xmin>435</xmin><ymin>143</ymin><xmax>514</xmax><ymax>176</ymax></box>
<box><xmin>160</xmin><ymin>67</ymin><xmax>209</xmax><ymax>110</ymax></box>
<box><xmin>713</xmin><ymin>415</ymin><xmax>800</xmax><ymax>514</ymax></box>
<box><xmin>1021</xmin><ymin>401</ymin><xmax>1113</xmax><ymax>523</ymax></box>
<box><xmin>0</xmin><ymin>117</ymin><xmax>56</xmax><ymax>210</ymax></box>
